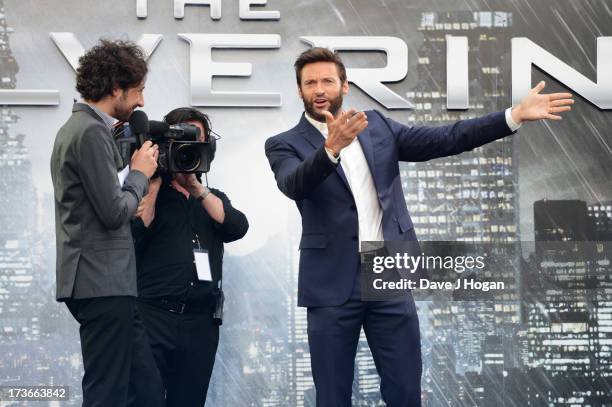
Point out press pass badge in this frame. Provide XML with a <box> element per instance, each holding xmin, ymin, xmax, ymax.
<box><xmin>193</xmin><ymin>249</ymin><xmax>213</xmax><ymax>281</ymax></box>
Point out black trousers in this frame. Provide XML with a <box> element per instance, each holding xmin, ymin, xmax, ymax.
<box><xmin>136</xmin><ymin>301</ymin><xmax>220</xmax><ymax>407</ymax></box>
<box><xmin>65</xmin><ymin>296</ymin><xmax>164</xmax><ymax>407</ymax></box>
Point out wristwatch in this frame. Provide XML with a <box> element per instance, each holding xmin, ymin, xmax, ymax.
<box><xmin>196</xmin><ymin>187</ymin><xmax>211</xmax><ymax>202</ymax></box>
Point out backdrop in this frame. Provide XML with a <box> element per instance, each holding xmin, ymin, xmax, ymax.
<box><xmin>1</xmin><ymin>0</ymin><xmax>611</xmax><ymax>405</ymax></box>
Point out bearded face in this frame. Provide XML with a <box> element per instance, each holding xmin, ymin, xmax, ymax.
<box><xmin>112</xmin><ymin>83</ymin><xmax>145</xmax><ymax>122</ymax></box>
<box><xmin>298</xmin><ymin>61</ymin><xmax>348</xmax><ymax>123</ymax></box>
<box><xmin>302</xmin><ymin>89</ymin><xmax>344</xmax><ymax>123</ymax></box>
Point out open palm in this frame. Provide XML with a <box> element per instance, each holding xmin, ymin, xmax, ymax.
<box><xmin>513</xmin><ymin>81</ymin><xmax>574</xmax><ymax>122</ymax></box>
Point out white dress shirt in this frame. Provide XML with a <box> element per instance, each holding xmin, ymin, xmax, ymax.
<box><xmin>305</xmin><ymin>113</ymin><xmax>384</xmax><ymax>251</ymax></box>
<box><xmin>304</xmin><ymin>108</ymin><xmax>521</xmax><ymax>251</ymax></box>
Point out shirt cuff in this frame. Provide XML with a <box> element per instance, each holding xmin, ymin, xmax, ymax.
<box><xmin>324</xmin><ymin>147</ymin><xmax>340</xmax><ymax>164</ymax></box>
<box><xmin>505</xmin><ymin>107</ymin><xmax>522</xmax><ymax>132</ymax></box>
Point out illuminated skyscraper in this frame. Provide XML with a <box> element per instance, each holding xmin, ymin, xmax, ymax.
<box><xmin>286</xmin><ymin>216</ymin><xmax>315</xmax><ymax>407</ymax></box>
<box><xmin>401</xmin><ymin>9</ymin><xmax>520</xmax><ymax>379</ymax></box>
<box><xmin>522</xmin><ymin>199</ymin><xmax>612</xmax><ymax>404</ymax></box>
<box><xmin>0</xmin><ymin>5</ymin><xmax>49</xmax><ymax>401</ymax></box>
<box><xmin>404</xmin><ymin>10</ymin><xmax>517</xmax><ymax>243</ymax></box>
<box><xmin>0</xmin><ymin>0</ymin><xmax>38</xmax><ymax>343</ymax></box>
<box><xmin>0</xmin><ymin>7</ymin><xmax>35</xmax><ymax>239</ymax></box>
<box><xmin>587</xmin><ymin>201</ymin><xmax>612</xmax><ymax>241</ymax></box>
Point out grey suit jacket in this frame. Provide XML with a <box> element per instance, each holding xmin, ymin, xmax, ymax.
<box><xmin>51</xmin><ymin>103</ymin><xmax>149</xmax><ymax>301</ymax></box>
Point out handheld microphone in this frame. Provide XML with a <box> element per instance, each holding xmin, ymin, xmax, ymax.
<box><xmin>114</xmin><ymin>110</ymin><xmax>150</xmax><ymax>168</ymax></box>
<box><xmin>129</xmin><ymin>110</ymin><xmax>149</xmax><ymax>146</ymax></box>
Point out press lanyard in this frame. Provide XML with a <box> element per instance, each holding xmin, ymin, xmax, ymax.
<box><xmin>192</xmin><ymin>232</ymin><xmax>213</xmax><ymax>282</ymax></box>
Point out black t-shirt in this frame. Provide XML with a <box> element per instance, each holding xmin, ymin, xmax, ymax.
<box><xmin>131</xmin><ymin>180</ymin><xmax>248</xmax><ymax>307</ymax></box>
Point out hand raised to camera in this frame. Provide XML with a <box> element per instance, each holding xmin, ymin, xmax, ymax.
<box><xmin>173</xmin><ymin>173</ymin><xmax>205</xmax><ymax>198</ymax></box>
<box><xmin>174</xmin><ymin>173</ymin><xmax>225</xmax><ymax>223</ymax></box>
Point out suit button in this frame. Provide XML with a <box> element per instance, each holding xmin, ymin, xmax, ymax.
<box><xmin>350</xmin><ymin>205</ymin><xmax>356</xmax><ymax>211</ymax></box>
<box><xmin>352</xmin><ymin>235</ymin><xmax>358</xmax><ymax>241</ymax></box>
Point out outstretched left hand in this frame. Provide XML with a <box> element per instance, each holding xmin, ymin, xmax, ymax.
<box><xmin>512</xmin><ymin>81</ymin><xmax>574</xmax><ymax>123</ymax></box>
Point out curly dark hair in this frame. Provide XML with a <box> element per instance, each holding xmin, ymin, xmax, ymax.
<box><xmin>294</xmin><ymin>47</ymin><xmax>347</xmax><ymax>88</ymax></box>
<box><xmin>76</xmin><ymin>39</ymin><xmax>148</xmax><ymax>102</ymax></box>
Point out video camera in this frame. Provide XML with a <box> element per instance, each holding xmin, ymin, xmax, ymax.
<box><xmin>114</xmin><ymin>110</ymin><xmax>213</xmax><ymax>173</ymax></box>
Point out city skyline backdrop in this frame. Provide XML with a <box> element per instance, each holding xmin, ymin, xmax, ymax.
<box><xmin>1</xmin><ymin>0</ymin><xmax>611</xmax><ymax>406</ymax></box>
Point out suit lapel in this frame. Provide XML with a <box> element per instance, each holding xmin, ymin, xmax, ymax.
<box><xmin>355</xmin><ymin>126</ymin><xmax>383</xmax><ymax>201</ymax></box>
<box><xmin>297</xmin><ymin>114</ymin><xmax>352</xmax><ymax>194</ymax></box>
<box><xmin>357</xmin><ymin>127</ymin><xmax>375</xmax><ymax>176</ymax></box>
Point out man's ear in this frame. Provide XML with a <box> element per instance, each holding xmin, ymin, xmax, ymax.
<box><xmin>342</xmin><ymin>80</ymin><xmax>349</xmax><ymax>96</ymax></box>
<box><xmin>298</xmin><ymin>86</ymin><xmax>303</xmax><ymax>100</ymax></box>
<box><xmin>111</xmin><ymin>86</ymin><xmax>122</xmax><ymax>99</ymax></box>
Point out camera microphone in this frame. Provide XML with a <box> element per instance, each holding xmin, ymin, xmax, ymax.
<box><xmin>149</xmin><ymin>121</ymin><xmax>200</xmax><ymax>141</ymax></box>
<box><xmin>149</xmin><ymin>120</ymin><xmax>170</xmax><ymax>137</ymax></box>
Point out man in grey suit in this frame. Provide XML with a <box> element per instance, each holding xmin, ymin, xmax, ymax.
<box><xmin>51</xmin><ymin>39</ymin><xmax>163</xmax><ymax>407</ymax></box>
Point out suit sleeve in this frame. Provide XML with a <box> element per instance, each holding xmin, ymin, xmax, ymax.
<box><xmin>264</xmin><ymin>136</ymin><xmax>337</xmax><ymax>201</ymax></box>
<box><xmin>375</xmin><ymin>110</ymin><xmax>516</xmax><ymax>162</ymax></box>
<box><xmin>130</xmin><ymin>217</ymin><xmax>152</xmax><ymax>255</ymax></box>
<box><xmin>77</xmin><ymin>124</ymin><xmax>149</xmax><ymax>230</ymax></box>
<box><xmin>196</xmin><ymin>189</ymin><xmax>249</xmax><ymax>243</ymax></box>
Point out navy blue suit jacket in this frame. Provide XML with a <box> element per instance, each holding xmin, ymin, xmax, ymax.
<box><xmin>265</xmin><ymin>110</ymin><xmax>514</xmax><ymax>307</ymax></box>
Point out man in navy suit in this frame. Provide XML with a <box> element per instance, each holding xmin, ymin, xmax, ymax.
<box><xmin>265</xmin><ymin>47</ymin><xmax>573</xmax><ymax>406</ymax></box>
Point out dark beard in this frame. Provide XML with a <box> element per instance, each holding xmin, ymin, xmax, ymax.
<box><xmin>303</xmin><ymin>93</ymin><xmax>343</xmax><ymax>123</ymax></box>
<box><xmin>114</xmin><ymin>109</ymin><xmax>132</xmax><ymax>122</ymax></box>
<box><xmin>113</xmin><ymin>94</ymin><xmax>135</xmax><ymax>122</ymax></box>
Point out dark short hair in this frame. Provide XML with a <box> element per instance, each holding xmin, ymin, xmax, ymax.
<box><xmin>76</xmin><ymin>39</ymin><xmax>148</xmax><ymax>102</ymax></box>
<box><xmin>294</xmin><ymin>47</ymin><xmax>347</xmax><ymax>87</ymax></box>
<box><xmin>164</xmin><ymin>107</ymin><xmax>211</xmax><ymax>140</ymax></box>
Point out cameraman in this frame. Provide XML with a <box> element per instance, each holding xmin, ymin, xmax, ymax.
<box><xmin>131</xmin><ymin>107</ymin><xmax>249</xmax><ymax>406</ymax></box>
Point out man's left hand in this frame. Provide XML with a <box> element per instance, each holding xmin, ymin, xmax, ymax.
<box><xmin>174</xmin><ymin>172</ymin><xmax>225</xmax><ymax>223</ymax></box>
<box><xmin>512</xmin><ymin>81</ymin><xmax>574</xmax><ymax>123</ymax></box>
<box><xmin>174</xmin><ymin>173</ymin><xmax>205</xmax><ymax>198</ymax></box>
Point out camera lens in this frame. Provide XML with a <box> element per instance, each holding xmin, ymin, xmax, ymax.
<box><xmin>175</xmin><ymin>144</ymin><xmax>200</xmax><ymax>172</ymax></box>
